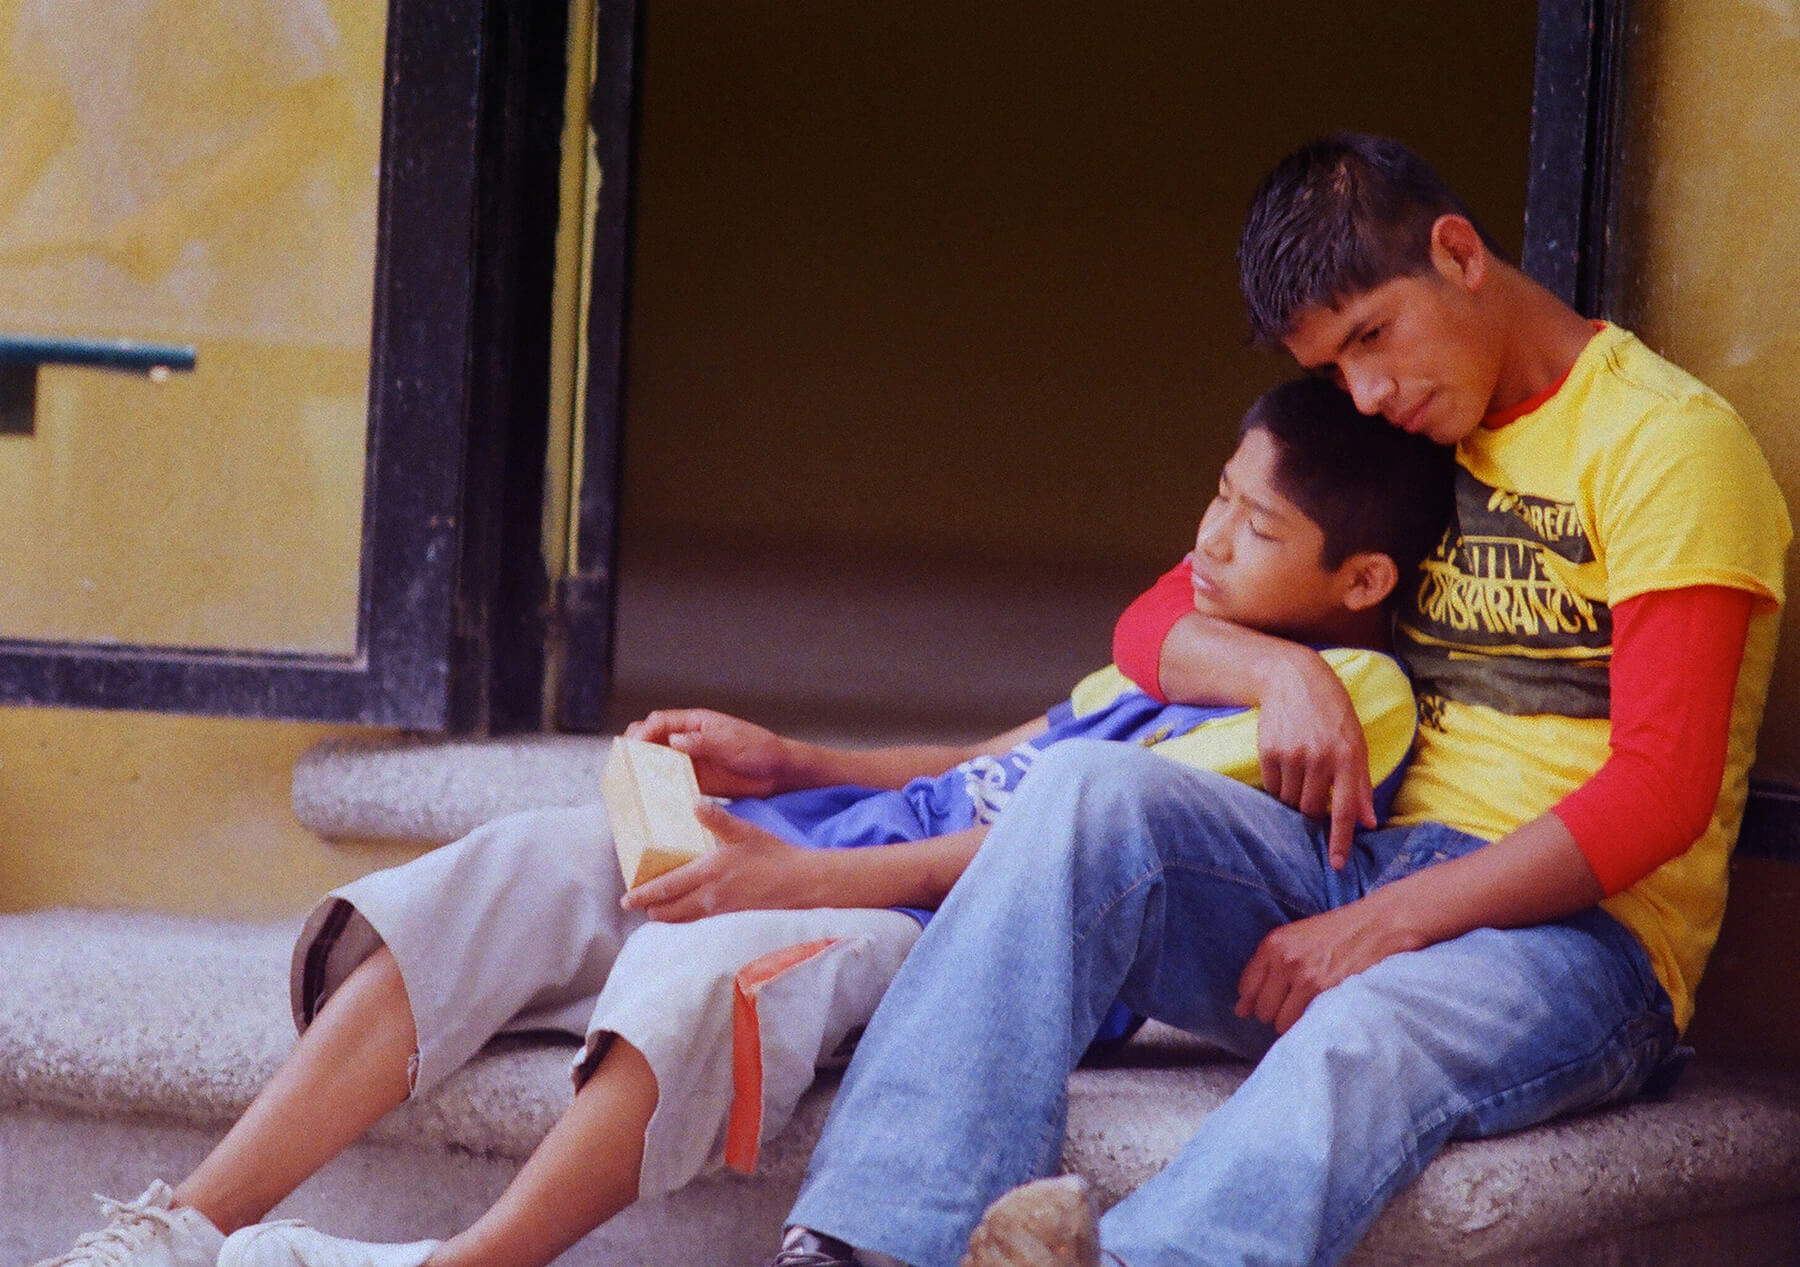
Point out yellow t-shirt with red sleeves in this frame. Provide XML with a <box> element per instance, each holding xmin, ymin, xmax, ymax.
<box><xmin>1389</xmin><ymin>323</ymin><xmax>1790</xmax><ymax>1032</ymax></box>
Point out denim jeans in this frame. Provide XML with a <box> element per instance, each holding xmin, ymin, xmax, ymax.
<box><xmin>787</xmin><ymin>740</ymin><xmax>1678</xmax><ymax>1267</ymax></box>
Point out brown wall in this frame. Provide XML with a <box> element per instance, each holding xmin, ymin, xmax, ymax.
<box><xmin>621</xmin><ymin>3</ymin><xmax>1538</xmax><ymax>576</ymax></box>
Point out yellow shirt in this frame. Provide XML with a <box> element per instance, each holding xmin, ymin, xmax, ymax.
<box><xmin>1391</xmin><ymin>323</ymin><xmax>1790</xmax><ymax>1030</ymax></box>
<box><xmin>1067</xmin><ymin>649</ymin><xmax>1417</xmax><ymax>805</ymax></box>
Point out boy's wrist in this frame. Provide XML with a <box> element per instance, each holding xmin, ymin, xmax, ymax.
<box><xmin>1358</xmin><ymin>881</ymin><xmax>1437</xmax><ymax>955</ymax></box>
<box><xmin>772</xmin><ymin>736</ymin><xmax>841</xmax><ymax>791</ymax></box>
<box><xmin>1245</xmin><ymin>634</ymin><xmax>1326</xmax><ymax>703</ymax></box>
<box><xmin>794</xmin><ymin>844</ymin><xmax>852</xmax><ymax>908</ymax></box>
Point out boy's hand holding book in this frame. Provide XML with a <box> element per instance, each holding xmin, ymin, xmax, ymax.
<box><xmin>602</xmin><ymin>731</ymin><xmax>819</xmax><ymax>920</ymax></box>
<box><xmin>623</xmin><ymin>708</ymin><xmax>794</xmax><ymax>798</ymax></box>
<box><xmin>620</xmin><ymin>799</ymin><xmax>820</xmax><ymax>923</ymax></box>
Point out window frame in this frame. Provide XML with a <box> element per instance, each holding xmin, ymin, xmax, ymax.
<box><xmin>0</xmin><ymin>0</ymin><xmax>493</xmax><ymax>729</ymax></box>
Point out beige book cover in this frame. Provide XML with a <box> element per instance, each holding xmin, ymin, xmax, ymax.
<box><xmin>601</xmin><ymin>736</ymin><xmax>721</xmax><ymax>888</ymax></box>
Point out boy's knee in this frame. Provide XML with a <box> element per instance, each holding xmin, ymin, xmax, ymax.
<box><xmin>1274</xmin><ymin>967</ymin><xmax>1451</xmax><ymax>1090</ymax></box>
<box><xmin>466</xmin><ymin>804</ymin><xmax>606</xmax><ymax>869</ymax></box>
<box><xmin>1026</xmin><ymin>736</ymin><xmax>1152</xmax><ymax>782</ymax></box>
<box><xmin>972</xmin><ymin>741</ymin><xmax>1207</xmax><ymax>888</ymax></box>
<box><xmin>1014</xmin><ymin>739</ymin><xmax>1233</xmax><ymax>828</ymax></box>
<box><xmin>612</xmin><ymin>916</ymin><xmax>686</xmax><ymax>966</ymax></box>
<box><xmin>613</xmin><ymin>915</ymin><xmax>754</xmax><ymax>987</ymax></box>
<box><xmin>1016</xmin><ymin>739</ymin><xmax>1180</xmax><ymax>809</ymax></box>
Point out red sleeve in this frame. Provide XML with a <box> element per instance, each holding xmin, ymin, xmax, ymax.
<box><xmin>1552</xmin><ymin>585</ymin><xmax>1753</xmax><ymax>896</ymax></box>
<box><xmin>1112</xmin><ymin>558</ymin><xmax>1195</xmax><ymax>704</ymax></box>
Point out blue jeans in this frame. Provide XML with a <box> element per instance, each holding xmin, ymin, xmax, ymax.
<box><xmin>787</xmin><ymin>741</ymin><xmax>1678</xmax><ymax>1267</ymax></box>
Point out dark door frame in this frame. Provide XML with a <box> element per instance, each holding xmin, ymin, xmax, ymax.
<box><xmin>556</xmin><ymin>0</ymin><xmax>641</xmax><ymax>733</ymax></box>
<box><xmin>1522</xmin><ymin>0</ymin><xmax>1630</xmax><ymax>317</ymax></box>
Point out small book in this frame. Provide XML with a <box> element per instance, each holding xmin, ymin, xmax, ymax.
<box><xmin>601</xmin><ymin>736</ymin><xmax>720</xmax><ymax>888</ymax></box>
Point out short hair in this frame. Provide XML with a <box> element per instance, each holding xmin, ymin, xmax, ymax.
<box><xmin>1241</xmin><ymin>377</ymin><xmax>1454</xmax><ymax>583</ymax></box>
<box><xmin>1237</xmin><ymin>132</ymin><xmax>1509</xmax><ymax>346</ymax></box>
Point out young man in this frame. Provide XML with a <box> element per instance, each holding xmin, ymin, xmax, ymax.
<box><xmin>37</xmin><ymin>379</ymin><xmax>1449</xmax><ymax>1267</ymax></box>
<box><xmin>768</xmin><ymin>133</ymin><xmax>1789</xmax><ymax>1267</ymax></box>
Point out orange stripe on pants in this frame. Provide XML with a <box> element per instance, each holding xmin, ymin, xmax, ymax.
<box><xmin>725</xmin><ymin>938</ymin><xmax>840</xmax><ymax>1174</ymax></box>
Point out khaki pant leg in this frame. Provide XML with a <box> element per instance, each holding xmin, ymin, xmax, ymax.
<box><xmin>583</xmin><ymin>906</ymin><xmax>922</xmax><ymax>1199</ymax></box>
<box><xmin>292</xmin><ymin>803</ymin><xmax>643</xmax><ymax>1095</ymax></box>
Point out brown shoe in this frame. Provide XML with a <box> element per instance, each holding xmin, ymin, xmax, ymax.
<box><xmin>961</xmin><ymin>1175</ymin><xmax>1100</xmax><ymax>1267</ymax></box>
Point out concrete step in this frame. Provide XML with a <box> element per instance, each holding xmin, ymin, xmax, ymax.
<box><xmin>292</xmin><ymin>733</ymin><xmax>612</xmax><ymax>845</ymax></box>
<box><xmin>0</xmin><ymin>908</ymin><xmax>819</xmax><ymax>1266</ymax></box>
<box><xmin>4</xmin><ymin>906</ymin><xmax>1799</xmax><ymax>1265</ymax></box>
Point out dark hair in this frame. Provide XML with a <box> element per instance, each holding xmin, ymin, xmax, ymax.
<box><xmin>1241</xmin><ymin>377</ymin><xmax>1454</xmax><ymax>585</ymax></box>
<box><xmin>1237</xmin><ymin>132</ymin><xmax>1509</xmax><ymax>346</ymax></box>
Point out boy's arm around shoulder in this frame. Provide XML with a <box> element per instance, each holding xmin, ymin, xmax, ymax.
<box><xmin>1113</xmin><ymin>557</ymin><xmax>1380</xmax><ymax>857</ymax></box>
<box><xmin>1157</xmin><ymin>611</ymin><xmax>1379</xmax><ymax>862</ymax></box>
<box><xmin>1142</xmin><ymin>646</ymin><xmax>1413</xmax><ymax>826</ymax></box>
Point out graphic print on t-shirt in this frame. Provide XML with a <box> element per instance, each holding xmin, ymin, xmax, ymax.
<box><xmin>959</xmin><ymin>748</ymin><xmax>1040</xmax><ymax>824</ymax></box>
<box><xmin>1401</xmin><ymin>467</ymin><xmax>1612</xmax><ymax>722</ymax></box>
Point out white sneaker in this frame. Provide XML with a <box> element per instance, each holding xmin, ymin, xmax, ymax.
<box><xmin>218</xmin><ymin>1223</ymin><xmax>439</xmax><ymax>1267</ymax></box>
<box><xmin>33</xmin><ymin>1180</ymin><xmax>225</xmax><ymax>1267</ymax></box>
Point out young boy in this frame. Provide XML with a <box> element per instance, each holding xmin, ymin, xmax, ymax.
<box><xmin>39</xmin><ymin>377</ymin><xmax>1451</xmax><ymax>1267</ymax></box>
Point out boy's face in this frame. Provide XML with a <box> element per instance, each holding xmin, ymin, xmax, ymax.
<box><xmin>1190</xmin><ymin>428</ymin><xmax>1367</xmax><ymax>637</ymax></box>
<box><xmin>1280</xmin><ymin>234</ymin><xmax>1501</xmax><ymax>446</ymax></box>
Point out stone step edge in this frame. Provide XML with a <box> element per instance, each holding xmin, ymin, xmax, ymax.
<box><xmin>291</xmin><ymin>733</ymin><xmax>613</xmax><ymax>844</ymax></box>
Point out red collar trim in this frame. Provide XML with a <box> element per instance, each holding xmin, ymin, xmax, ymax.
<box><xmin>1480</xmin><ymin>320</ymin><xmax>1607</xmax><ymax>430</ymax></box>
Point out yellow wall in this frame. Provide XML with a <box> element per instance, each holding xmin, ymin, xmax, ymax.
<box><xmin>0</xmin><ymin>1</ymin><xmax>384</xmax><ymax>655</ymax></box>
<box><xmin>0</xmin><ymin>0</ymin><xmax>403</xmax><ymax>918</ymax></box>
<box><xmin>0</xmin><ymin>707</ymin><xmax>421</xmax><ymax>916</ymax></box>
<box><xmin>1608</xmin><ymin>0</ymin><xmax>1800</xmax><ymax>782</ymax></box>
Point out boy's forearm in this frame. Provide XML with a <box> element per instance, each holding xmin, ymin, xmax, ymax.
<box><xmin>1239</xmin><ymin>813</ymin><xmax>1608</xmax><ymax>1032</ymax></box>
<box><xmin>1352</xmin><ymin>813</ymin><xmax>1605</xmax><ymax>953</ymax></box>
<box><xmin>1158</xmin><ymin>611</ymin><xmax>1326</xmax><ymax>706</ymax></box>
<box><xmin>796</xmin><ymin>826</ymin><xmax>989</xmax><ymax>910</ymax></box>
<box><xmin>1160</xmin><ymin>612</ymin><xmax>1374</xmax><ymax>855</ymax></box>
<box><xmin>782</xmin><ymin>718</ymin><xmax>1049</xmax><ymax>793</ymax></box>
<box><xmin>1317</xmin><ymin>813</ymin><xmax>1598</xmax><ymax>957</ymax></box>
<box><xmin>778</xmin><ymin>742</ymin><xmax>986</xmax><ymax>792</ymax></box>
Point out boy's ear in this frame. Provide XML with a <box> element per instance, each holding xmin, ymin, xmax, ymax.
<box><xmin>1338</xmin><ymin>551</ymin><xmax>1400</xmax><ymax>612</ymax></box>
<box><xmin>1429</xmin><ymin>214</ymin><xmax>1487</xmax><ymax>292</ymax></box>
